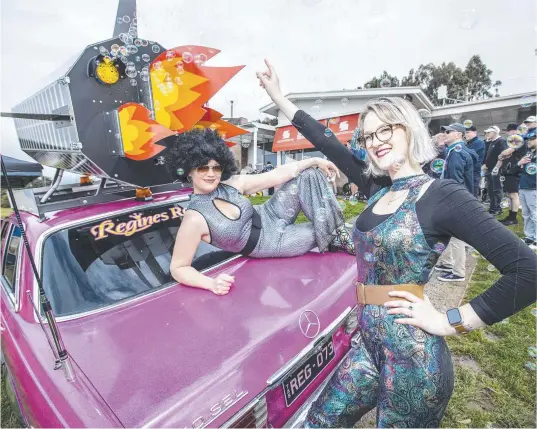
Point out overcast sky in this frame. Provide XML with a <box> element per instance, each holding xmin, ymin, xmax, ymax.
<box><xmin>1</xmin><ymin>0</ymin><xmax>536</xmax><ymax>165</ymax></box>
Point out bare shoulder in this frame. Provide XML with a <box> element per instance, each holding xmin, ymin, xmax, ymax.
<box><xmin>222</xmin><ymin>175</ymin><xmax>245</xmax><ymax>193</ymax></box>
<box><xmin>183</xmin><ymin>209</ymin><xmax>208</xmax><ymax>231</ymax></box>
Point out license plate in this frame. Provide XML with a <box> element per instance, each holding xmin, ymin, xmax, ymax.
<box><xmin>282</xmin><ymin>337</ymin><xmax>335</xmax><ymax>407</ymax></box>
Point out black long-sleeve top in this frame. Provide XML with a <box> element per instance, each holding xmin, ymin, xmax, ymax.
<box><xmin>484</xmin><ymin>137</ymin><xmax>507</xmax><ymax>170</ymax></box>
<box><xmin>291</xmin><ymin>109</ymin><xmax>537</xmax><ymax>325</ymax></box>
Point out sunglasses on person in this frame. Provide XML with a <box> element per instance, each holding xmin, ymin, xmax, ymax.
<box><xmin>358</xmin><ymin>124</ymin><xmax>404</xmax><ymax>147</ymax></box>
<box><xmin>196</xmin><ymin>165</ymin><xmax>223</xmax><ymax>175</ymax></box>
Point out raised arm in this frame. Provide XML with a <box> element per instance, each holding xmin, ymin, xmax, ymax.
<box><xmin>256</xmin><ymin>59</ymin><xmax>390</xmax><ymax>197</ymax></box>
<box><xmin>291</xmin><ymin>110</ymin><xmax>373</xmax><ymax>187</ymax></box>
<box><xmin>170</xmin><ymin>211</ymin><xmax>234</xmax><ymax>295</ymax></box>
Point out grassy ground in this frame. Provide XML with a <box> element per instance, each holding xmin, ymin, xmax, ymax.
<box><xmin>1</xmin><ymin>207</ymin><xmax>13</xmax><ymax>218</ymax></box>
<box><xmin>1</xmin><ymin>201</ymin><xmax>534</xmax><ymax>428</ymax></box>
<box><xmin>248</xmin><ymin>195</ymin><xmax>366</xmax><ymax>224</ymax></box>
<box><xmin>1</xmin><ymin>375</ymin><xmax>23</xmax><ymax>428</ymax></box>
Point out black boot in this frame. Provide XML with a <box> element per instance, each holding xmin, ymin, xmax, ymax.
<box><xmin>500</xmin><ymin>211</ymin><xmax>518</xmax><ymax>225</ymax></box>
<box><xmin>329</xmin><ymin>225</ymin><xmax>355</xmax><ymax>255</ymax></box>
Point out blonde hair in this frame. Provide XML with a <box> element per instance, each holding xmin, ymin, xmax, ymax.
<box><xmin>357</xmin><ymin>97</ymin><xmax>438</xmax><ymax>177</ymax></box>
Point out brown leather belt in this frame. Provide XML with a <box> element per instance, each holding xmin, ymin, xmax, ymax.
<box><xmin>356</xmin><ymin>282</ymin><xmax>424</xmax><ymax>305</ymax></box>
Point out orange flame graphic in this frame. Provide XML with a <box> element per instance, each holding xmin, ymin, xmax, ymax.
<box><xmin>118</xmin><ymin>46</ymin><xmax>246</xmax><ymax>161</ymax></box>
<box><xmin>118</xmin><ymin>103</ymin><xmax>175</xmax><ymax>160</ymax></box>
<box><xmin>150</xmin><ymin>46</ymin><xmax>245</xmax><ymax>135</ymax></box>
<box><xmin>193</xmin><ymin>108</ymin><xmax>248</xmax><ymax>140</ymax></box>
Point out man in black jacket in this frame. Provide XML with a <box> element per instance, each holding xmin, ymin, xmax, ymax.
<box><xmin>482</xmin><ymin>125</ymin><xmax>507</xmax><ymax>215</ymax></box>
<box><xmin>464</xmin><ymin>126</ymin><xmax>486</xmax><ymax>197</ymax></box>
<box><xmin>497</xmin><ymin>124</ymin><xmax>525</xmax><ymax>225</ymax></box>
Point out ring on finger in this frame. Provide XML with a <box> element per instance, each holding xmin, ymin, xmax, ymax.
<box><xmin>408</xmin><ymin>304</ymin><xmax>413</xmax><ymax>310</ymax></box>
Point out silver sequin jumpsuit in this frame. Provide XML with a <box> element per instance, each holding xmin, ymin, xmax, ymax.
<box><xmin>187</xmin><ymin>168</ymin><xmax>345</xmax><ymax>257</ymax></box>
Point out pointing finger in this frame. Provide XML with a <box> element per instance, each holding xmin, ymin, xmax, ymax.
<box><xmin>264</xmin><ymin>58</ymin><xmax>274</xmax><ymax>75</ymax></box>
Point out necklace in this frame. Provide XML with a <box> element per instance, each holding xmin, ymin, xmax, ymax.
<box><xmin>384</xmin><ymin>174</ymin><xmax>431</xmax><ymax>205</ymax></box>
<box><xmin>386</xmin><ymin>192</ymin><xmax>407</xmax><ymax>205</ymax></box>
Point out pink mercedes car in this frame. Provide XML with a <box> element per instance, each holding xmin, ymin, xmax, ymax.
<box><xmin>1</xmin><ymin>182</ymin><xmax>359</xmax><ymax>428</ymax></box>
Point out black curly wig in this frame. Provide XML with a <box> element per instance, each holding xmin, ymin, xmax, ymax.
<box><xmin>165</xmin><ymin>128</ymin><xmax>238</xmax><ymax>182</ymax></box>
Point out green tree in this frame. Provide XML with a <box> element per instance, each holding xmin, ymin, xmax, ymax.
<box><xmin>258</xmin><ymin>117</ymin><xmax>279</xmax><ymax>126</ymax></box>
<box><xmin>363</xmin><ymin>70</ymin><xmax>400</xmax><ymax>89</ymax></box>
<box><xmin>1</xmin><ymin>190</ymin><xmax>10</xmax><ymax>208</ymax></box>
<box><xmin>363</xmin><ymin>55</ymin><xmax>501</xmax><ymax>105</ymax></box>
<box><xmin>464</xmin><ymin>55</ymin><xmax>502</xmax><ymax>101</ymax></box>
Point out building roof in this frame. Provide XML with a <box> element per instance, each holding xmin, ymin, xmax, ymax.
<box><xmin>226</xmin><ymin>121</ymin><xmax>275</xmax><ymax>145</ymax></box>
<box><xmin>259</xmin><ymin>86</ymin><xmax>435</xmax><ymax>117</ymax></box>
<box><xmin>260</xmin><ymin>88</ymin><xmax>536</xmax><ymax>123</ymax></box>
<box><xmin>241</xmin><ymin>122</ymin><xmax>276</xmax><ymax>132</ymax></box>
<box><xmin>431</xmin><ymin>91</ymin><xmax>536</xmax><ymax>118</ymax></box>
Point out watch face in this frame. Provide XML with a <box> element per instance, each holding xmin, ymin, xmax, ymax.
<box><xmin>446</xmin><ymin>308</ymin><xmax>463</xmax><ymax>325</ymax></box>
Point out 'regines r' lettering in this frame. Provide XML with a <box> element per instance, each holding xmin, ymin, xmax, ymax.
<box><xmin>90</xmin><ymin>206</ymin><xmax>185</xmax><ymax>240</ymax></box>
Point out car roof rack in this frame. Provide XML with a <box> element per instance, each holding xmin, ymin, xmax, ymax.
<box><xmin>9</xmin><ymin>169</ymin><xmax>188</xmax><ymax>220</ymax></box>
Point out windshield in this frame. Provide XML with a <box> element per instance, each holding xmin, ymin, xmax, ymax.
<box><xmin>42</xmin><ymin>202</ymin><xmax>234</xmax><ymax>317</ymax></box>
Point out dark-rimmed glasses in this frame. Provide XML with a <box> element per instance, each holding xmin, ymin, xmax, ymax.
<box><xmin>358</xmin><ymin>124</ymin><xmax>404</xmax><ymax>148</ymax></box>
<box><xmin>196</xmin><ymin>165</ymin><xmax>223</xmax><ymax>175</ymax></box>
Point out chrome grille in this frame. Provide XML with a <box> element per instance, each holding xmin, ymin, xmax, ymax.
<box><xmin>12</xmin><ymin>79</ymin><xmax>80</xmax><ymax>153</ymax></box>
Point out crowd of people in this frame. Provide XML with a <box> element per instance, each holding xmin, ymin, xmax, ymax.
<box><xmin>164</xmin><ymin>59</ymin><xmax>536</xmax><ymax>428</ymax></box>
<box><xmin>414</xmin><ymin>116</ymin><xmax>537</xmax><ymax>282</ymax></box>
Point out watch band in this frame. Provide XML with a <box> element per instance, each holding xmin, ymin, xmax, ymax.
<box><xmin>454</xmin><ymin>324</ymin><xmax>469</xmax><ymax>334</ymax></box>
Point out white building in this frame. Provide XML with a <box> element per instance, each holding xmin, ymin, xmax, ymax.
<box><xmin>226</xmin><ymin>120</ymin><xmax>276</xmax><ymax>172</ymax></box>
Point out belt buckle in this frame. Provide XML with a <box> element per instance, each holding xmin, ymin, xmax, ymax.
<box><xmin>356</xmin><ymin>282</ymin><xmax>366</xmax><ymax>304</ymax></box>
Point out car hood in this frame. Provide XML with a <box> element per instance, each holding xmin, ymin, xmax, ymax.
<box><xmin>60</xmin><ymin>253</ymin><xmax>357</xmax><ymax>428</ymax></box>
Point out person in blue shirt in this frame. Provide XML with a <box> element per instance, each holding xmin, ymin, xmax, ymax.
<box><xmin>435</xmin><ymin>123</ymin><xmax>476</xmax><ymax>282</ymax></box>
<box><xmin>517</xmin><ymin>133</ymin><xmax>537</xmax><ymax>249</ymax></box>
<box><xmin>464</xmin><ymin>125</ymin><xmax>485</xmax><ymax>197</ymax></box>
<box><xmin>439</xmin><ymin>123</ymin><xmax>476</xmax><ymax>194</ymax></box>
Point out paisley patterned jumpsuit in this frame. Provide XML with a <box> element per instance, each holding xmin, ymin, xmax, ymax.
<box><xmin>306</xmin><ymin>174</ymin><xmax>454</xmax><ymax>428</ymax></box>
